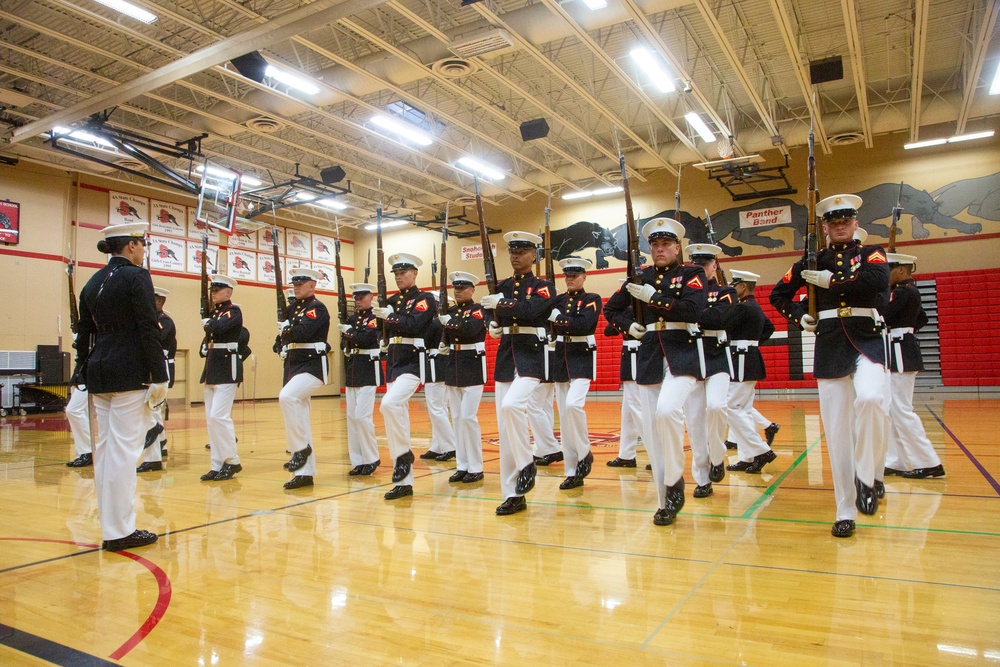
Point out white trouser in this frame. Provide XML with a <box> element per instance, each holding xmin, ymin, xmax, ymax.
<box><xmin>496</xmin><ymin>376</ymin><xmax>541</xmax><ymax>498</ymax></box>
<box><xmin>618</xmin><ymin>381</ymin><xmax>643</xmax><ymax>459</ymax></box>
<box><xmin>449</xmin><ymin>385</ymin><xmax>484</xmax><ymax>474</ymax></box>
<box><xmin>380</xmin><ymin>373</ymin><xmax>422</xmax><ymax>486</ymax></box>
<box><xmin>279</xmin><ymin>373</ymin><xmax>324</xmax><ymax>477</ymax></box>
<box><xmin>92</xmin><ymin>390</ymin><xmax>149</xmax><ymax>541</ymax></box>
<box><xmin>684</xmin><ymin>372</ymin><xmax>730</xmax><ymax>485</ymax></box>
<box><xmin>726</xmin><ymin>381</ymin><xmax>771</xmax><ymax>461</ymax></box>
<box><xmin>728</xmin><ymin>406</ymin><xmax>772</xmax><ymax>443</ymax></box>
<box><xmin>641</xmin><ymin>364</ymin><xmax>697</xmax><ymax>509</ymax></box>
<box><xmin>817</xmin><ymin>355</ymin><xmax>890</xmax><ymax>521</ymax></box>
<box><xmin>555</xmin><ymin>378</ymin><xmax>591</xmax><ymax>476</ymax></box>
<box><xmin>886</xmin><ymin>371</ymin><xmax>941</xmax><ymax>470</ymax></box>
<box><xmin>204</xmin><ymin>383</ymin><xmax>240</xmax><ymax>470</ymax></box>
<box><xmin>527</xmin><ymin>382</ymin><xmax>560</xmax><ymax>456</ymax></box>
<box><xmin>424</xmin><ymin>382</ymin><xmax>456</xmax><ymax>454</ymax></box>
<box><xmin>141</xmin><ymin>403</ymin><xmax>164</xmax><ymax>464</ymax></box>
<box><xmin>66</xmin><ymin>385</ymin><xmax>92</xmax><ymax>457</ymax></box>
<box><xmin>346</xmin><ymin>386</ymin><xmax>379</xmax><ymax>466</ymax></box>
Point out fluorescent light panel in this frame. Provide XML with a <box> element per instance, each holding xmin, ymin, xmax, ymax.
<box><xmin>93</xmin><ymin>0</ymin><xmax>157</xmax><ymax>24</ymax></box>
<box><xmin>990</xmin><ymin>61</ymin><xmax>1000</xmax><ymax>95</ymax></box>
<box><xmin>947</xmin><ymin>130</ymin><xmax>994</xmax><ymax>143</ymax></box>
<box><xmin>562</xmin><ymin>186</ymin><xmax>623</xmax><ymax>201</ymax></box>
<box><xmin>457</xmin><ymin>156</ymin><xmax>505</xmax><ymax>181</ymax></box>
<box><xmin>581</xmin><ymin>0</ymin><xmax>607</xmax><ymax>9</ymax></box>
<box><xmin>364</xmin><ymin>220</ymin><xmax>409</xmax><ymax>231</ymax></box>
<box><xmin>264</xmin><ymin>65</ymin><xmax>320</xmax><ymax>96</ymax></box>
<box><xmin>904</xmin><ymin>130</ymin><xmax>994</xmax><ymax>149</ymax></box>
<box><xmin>629</xmin><ymin>47</ymin><xmax>676</xmax><ymax>93</ymax></box>
<box><xmin>195</xmin><ymin>164</ymin><xmax>261</xmax><ymax>187</ymax></box>
<box><xmin>684</xmin><ymin>112</ymin><xmax>716</xmax><ymax>142</ymax></box>
<box><xmin>370</xmin><ymin>114</ymin><xmax>433</xmax><ymax>146</ymax></box>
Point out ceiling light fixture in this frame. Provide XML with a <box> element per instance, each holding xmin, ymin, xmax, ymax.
<box><xmin>264</xmin><ymin>65</ymin><xmax>320</xmax><ymax>96</ymax></box>
<box><xmin>904</xmin><ymin>130</ymin><xmax>994</xmax><ymax>149</ymax></box>
<box><xmin>370</xmin><ymin>114</ymin><xmax>433</xmax><ymax>146</ymax></box>
<box><xmin>629</xmin><ymin>47</ymin><xmax>676</xmax><ymax>93</ymax></box>
<box><xmin>457</xmin><ymin>156</ymin><xmax>506</xmax><ymax>181</ymax></box>
<box><xmin>990</xmin><ymin>61</ymin><xmax>1000</xmax><ymax>95</ymax></box>
<box><xmin>562</xmin><ymin>186</ymin><xmax>624</xmax><ymax>201</ymax></box>
<box><xmin>314</xmin><ymin>198</ymin><xmax>348</xmax><ymax>211</ymax></box>
<box><xmin>581</xmin><ymin>0</ymin><xmax>608</xmax><ymax>9</ymax></box>
<box><xmin>195</xmin><ymin>164</ymin><xmax>261</xmax><ymax>187</ymax></box>
<box><xmin>684</xmin><ymin>112</ymin><xmax>716</xmax><ymax>143</ymax></box>
<box><xmin>364</xmin><ymin>220</ymin><xmax>410</xmax><ymax>231</ymax></box>
<box><xmin>92</xmin><ymin>0</ymin><xmax>157</xmax><ymax>24</ymax></box>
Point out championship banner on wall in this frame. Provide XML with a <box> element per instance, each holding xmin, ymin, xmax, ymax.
<box><xmin>285</xmin><ymin>256</ymin><xmax>311</xmax><ymax>274</ymax></box>
<box><xmin>312</xmin><ymin>262</ymin><xmax>336</xmax><ymax>290</ymax></box>
<box><xmin>461</xmin><ymin>243</ymin><xmax>498</xmax><ymax>261</ymax></box>
<box><xmin>257</xmin><ymin>253</ymin><xmax>287</xmax><ymax>285</ymax></box>
<box><xmin>187</xmin><ymin>207</ymin><xmax>220</xmax><ymax>242</ymax></box>
<box><xmin>228</xmin><ymin>248</ymin><xmax>256</xmax><ymax>281</ymax></box>
<box><xmin>186</xmin><ymin>240</ymin><xmax>219</xmax><ymax>275</ymax></box>
<box><xmin>227</xmin><ymin>228</ymin><xmax>257</xmax><ymax>250</ymax></box>
<box><xmin>148</xmin><ymin>235</ymin><xmax>185</xmax><ymax>272</ymax></box>
<box><xmin>0</xmin><ymin>200</ymin><xmax>20</xmax><ymax>244</ymax></box>
<box><xmin>109</xmin><ymin>191</ymin><xmax>148</xmax><ymax>226</ymax></box>
<box><xmin>312</xmin><ymin>234</ymin><xmax>336</xmax><ymax>263</ymax></box>
<box><xmin>149</xmin><ymin>199</ymin><xmax>186</xmax><ymax>236</ymax></box>
<box><xmin>260</xmin><ymin>226</ymin><xmax>284</xmax><ymax>254</ymax></box>
<box><xmin>286</xmin><ymin>230</ymin><xmax>312</xmax><ymax>258</ymax></box>
<box><xmin>739</xmin><ymin>205</ymin><xmax>792</xmax><ymax>229</ymax></box>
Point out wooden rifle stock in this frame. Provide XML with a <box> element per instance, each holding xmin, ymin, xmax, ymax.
<box><xmin>334</xmin><ymin>229</ymin><xmax>348</xmax><ymax>325</ymax></box>
<box><xmin>544</xmin><ymin>204</ymin><xmax>554</xmax><ymax>283</ymax></box>
<box><xmin>375</xmin><ymin>197</ymin><xmax>389</xmax><ymax>345</ymax></box>
<box><xmin>704</xmin><ymin>209</ymin><xmax>726</xmax><ymax>286</ymax></box>
<box><xmin>439</xmin><ymin>204</ymin><xmax>449</xmax><ymax>315</ymax></box>
<box><xmin>364</xmin><ymin>249</ymin><xmax>371</xmax><ymax>284</ymax></box>
<box><xmin>67</xmin><ymin>259</ymin><xmax>79</xmax><ymax>335</ymax></box>
<box><xmin>675</xmin><ymin>167</ymin><xmax>685</xmax><ymax>264</ymax></box>
<box><xmin>200</xmin><ymin>236</ymin><xmax>211</xmax><ymax>318</ymax></box>
<box><xmin>271</xmin><ymin>225</ymin><xmax>287</xmax><ymax>321</ymax></box>
<box><xmin>617</xmin><ymin>137</ymin><xmax>644</xmax><ymax>322</ymax></box>
<box><xmin>889</xmin><ymin>181</ymin><xmax>903</xmax><ymax>253</ymax></box>
<box><xmin>805</xmin><ymin>116</ymin><xmax>819</xmax><ymax>320</ymax></box>
<box><xmin>473</xmin><ymin>175</ymin><xmax>498</xmax><ymax>295</ymax></box>
<box><xmin>431</xmin><ymin>245</ymin><xmax>437</xmax><ymax>291</ymax></box>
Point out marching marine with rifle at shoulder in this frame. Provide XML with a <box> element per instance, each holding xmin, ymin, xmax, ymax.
<box><xmin>339</xmin><ymin>282</ymin><xmax>383</xmax><ymax>476</ymax></box>
<box><xmin>65</xmin><ymin>257</ymin><xmax>93</xmax><ymax>468</ymax></box>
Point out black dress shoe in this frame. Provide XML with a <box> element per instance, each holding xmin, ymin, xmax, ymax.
<box><xmin>348</xmin><ymin>465</ymin><xmax>365</xmax><ymax>476</ymax></box>
<box><xmin>855</xmin><ymin>478</ymin><xmax>879</xmax><ymax>516</ymax></box>
<box><xmin>449</xmin><ymin>470</ymin><xmax>468</xmax><ymax>483</ymax></box>
<box><xmin>214</xmin><ymin>463</ymin><xmax>242</xmax><ymax>481</ymax></box>
<box><xmin>884</xmin><ymin>467</ymin><xmax>905</xmax><ymax>476</ymax></box>
<box><xmin>902</xmin><ymin>464</ymin><xmax>945</xmax><ymax>479</ymax></box>
<box><xmin>102</xmin><ymin>529</ymin><xmax>158</xmax><ymax>551</ymax></box>
<box><xmin>764</xmin><ymin>423</ymin><xmax>780</xmax><ymax>446</ymax></box>
<box><xmin>392</xmin><ymin>450</ymin><xmax>415</xmax><ymax>483</ymax></box>
<box><xmin>515</xmin><ymin>462</ymin><xmax>537</xmax><ymax>494</ymax></box>
<box><xmin>577</xmin><ymin>451</ymin><xmax>594</xmax><ymax>479</ymax></box>
<box><xmin>284</xmin><ymin>475</ymin><xmax>313</xmax><ymax>489</ymax></box>
<box><xmin>462</xmin><ymin>472</ymin><xmax>484</xmax><ymax>483</ymax></box>
<box><xmin>495</xmin><ymin>496</ymin><xmax>526</xmax><ymax>515</ymax></box>
<box><xmin>533</xmin><ymin>452</ymin><xmax>564</xmax><ymax>466</ymax></box>
<box><xmin>693</xmin><ymin>483</ymin><xmax>713</xmax><ymax>498</ymax></box>
<box><xmin>709</xmin><ymin>463</ymin><xmax>725</xmax><ymax>483</ymax></box>
<box><xmin>205</xmin><ymin>443</ymin><xmax>211</xmax><ymax>449</ymax></box>
<box><xmin>284</xmin><ymin>445</ymin><xmax>313</xmax><ymax>472</ymax></box>
<box><xmin>136</xmin><ymin>461</ymin><xmax>163</xmax><ymax>473</ymax></box>
<box><xmin>435</xmin><ymin>450</ymin><xmax>456</xmax><ymax>461</ymax></box>
<box><xmin>724</xmin><ymin>440</ymin><xmax>738</xmax><ymax>450</ymax></box>
<box><xmin>645</xmin><ymin>463</ymin><xmax>652</xmax><ymax>470</ymax></box>
<box><xmin>360</xmin><ymin>462</ymin><xmax>379</xmax><ymax>476</ymax></box>
<box><xmin>200</xmin><ymin>470</ymin><xmax>219</xmax><ymax>481</ymax></box>
<box><xmin>384</xmin><ymin>484</ymin><xmax>413</xmax><ymax>500</ymax></box>
<box><xmin>419</xmin><ymin>450</ymin><xmax>440</xmax><ymax>460</ymax></box>
<box><xmin>665</xmin><ymin>478</ymin><xmax>686</xmax><ymax>513</ymax></box>
<box><xmin>559</xmin><ymin>475</ymin><xmax>583</xmax><ymax>490</ymax></box>
<box><xmin>653</xmin><ymin>507</ymin><xmax>676</xmax><ymax>526</ymax></box>
<box><xmin>143</xmin><ymin>423</ymin><xmax>164</xmax><ymax>450</ymax></box>
<box><xmin>607</xmin><ymin>457</ymin><xmax>636</xmax><ymax>468</ymax></box>
<box><xmin>831</xmin><ymin>520</ymin><xmax>855</xmax><ymax>538</ymax></box>
<box><xmin>66</xmin><ymin>453</ymin><xmax>93</xmax><ymax>468</ymax></box>
<box><xmin>874</xmin><ymin>480</ymin><xmax>885</xmax><ymax>498</ymax></box>
<box><xmin>745</xmin><ymin>449</ymin><xmax>778</xmax><ymax>473</ymax></box>
<box><xmin>726</xmin><ymin>460</ymin><xmax>752</xmax><ymax>472</ymax></box>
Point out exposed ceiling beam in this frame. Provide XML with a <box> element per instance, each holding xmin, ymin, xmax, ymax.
<box><xmin>10</xmin><ymin>0</ymin><xmax>392</xmax><ymax>143</ymax></box>
<box><xmin>840</xmin><ymin>0</ymin><xmax>873</xmax><ymax>148</ymax></box>
<box><xmin>956</xmin><ymin>0</ymin><xmax>1000</xmax><ymax>133</ymax></box>
<box><xmin>910</xmin><ymin>0</ymin><xmax>930</xmax><ymax>142</ymax></box>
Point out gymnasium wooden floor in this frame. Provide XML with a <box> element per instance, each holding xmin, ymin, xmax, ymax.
<box><xmin>1</xmin><ymin>394</ymin><xmax>998</xmax><ymax>666</ymax></box>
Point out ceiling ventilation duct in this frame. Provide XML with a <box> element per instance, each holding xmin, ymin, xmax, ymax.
<box><xmin>245</xmin><ymin>116</ymin><xmax>285</xmax><ymax>133</ymax></box>
<box><xmin>115</xmin><ymin>157</ymin><xmax>147</xmax><ymax>171</ymax></box>
<box><xmin>431</xmin><ymin>58</ymin><xmax>479</xmax><ymax>78</ymax></box>
<box><xmin>829</xmin><ymin>132</ymin><xmax>865</xmax><ymax>145</ymax></box>
<box><xmin>448</xmin><ymin>28</ymin><xmax>514</xmax><ymax>58</ymax></box>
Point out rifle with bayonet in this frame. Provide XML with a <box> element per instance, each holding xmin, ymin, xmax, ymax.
<box><xmin>614</xmin><ymin>126</ymin><xmax>644</xmax><ymax>322</ymax></box>
<box><xmin>334</xmin><ymin>223</ymin><xmax>348</xmax><ymax>326</ymax></box>
<box><xmin>200</xmin><ymin>235</ymin><xmax>211</xmax><ymax>354</ymax></box>
<box><xmin>805</xmin><ymin>98</ymin><xmax>819</xmax><ymax>321</ymax></box>
<box><xmin>474</xmin><ymin>175</ymin><xmax>498</xmax><ymax>295</ymax></box>
<box><xmin>439</xmin><ymin>203</ymin><xmax>449</xmax><ymax>316</ymax></box>
<box><xmin>675</xmin><ymin>166</ymin><xmax>685</xmax><ymax>264</ymax></box>
<box><xmin>375</xmin><ymin>184</ymin><xmax>389</xmax><ymax>345</ymax></box>
<box><xmin>535</xmin><ymin>227</ymin><xmax>542</xmax><ymax>276</ymax></box>
<box><xmin>704</xmin><ymin>208</ymin><xmax>727</xmax><ymax>286</ymax></box>
<box><xmin>364</xmin><ymin>249</ymin><xmax>371</xmax><ymax>284</ymax></box>
<box><xmin>889</xmin><ymin>181</ymin><xmax>903</xmax><ymax>253</ymax></box>
<box><xmin>543</xmin><ymin>193</ymin><xmax>557</xmax><ymax>342</ymax></box>
<box><xmin>67</xmin><ymin>255</ymin><xmax>79</xmax><ymax>336</ymax></box>
<box><xmin>431</xmin><ymin>245</ymin><xmax>438</xmax><ymax>291</ymax></box>
<box><xmin>271</xmin><ymin>224</ymin><xmax>287</xmax><ymax>321</ymax></box>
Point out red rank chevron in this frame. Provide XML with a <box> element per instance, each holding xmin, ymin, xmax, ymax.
<box><xmin>868</xmin><ymin>249</ymin><xmax>887</xmax><ymax>263</ymax></box>
<box><xmin>415</xmin><ymin>299</ymin><xmax>428</xmax><ymax>311</ymax></box>
<box><xmin>686</xmin><ymin>275</ymin><xmax>703</xmax><ymax>290</ymax></box>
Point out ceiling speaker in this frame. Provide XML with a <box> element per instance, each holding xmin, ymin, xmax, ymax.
<box><xmin>231</xmin><ymin>52</ymin><xmax>268</xmax><ymax>83</ymax></box>
<box><xmin>519</xmin><ymin>118</ymin><xmax>550</xmax><ymax>142</ymax></box>
<box><xmin>320</xmin><ymin>165</ymin><xmax>346</xmax><ymax>184</ymax></box>
<box><xmin>809</xmin><ymin>56</ymin><xmax>843</xmax><ymax>85</ymax></box>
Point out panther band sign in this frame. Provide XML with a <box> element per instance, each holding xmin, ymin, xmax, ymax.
<box><xmin>0</xmin><ymin>200</ymin><xmax>19</xmax><ymax>244</ymax></box>
<box><xmin>739</xmin><ymin>205</ymin><xmax>792</xmax><ymax>229</ymax></box>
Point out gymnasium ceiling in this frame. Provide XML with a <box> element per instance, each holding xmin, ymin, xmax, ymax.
<box><xmin>1</xmin><ymin>0</ymin><xmax>998</xmax><ymax>228</ymax></box>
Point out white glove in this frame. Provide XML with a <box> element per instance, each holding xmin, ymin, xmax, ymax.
<box><xmin>488</xmin><ymin>321</ymin><xmax>502</xmax><ymax>339</ymax></box>
<box><xmin>72</xmin><ymin>332</ymin><xmax>78</xmax><ymax>342</ymax></box>
<box><xmin>145</xmin><ymin>382</ymin><xmax>168</xmax><ymax>409</ymax></box>
<box><xmin>628</xmin><ymin>322</ymin><xmax>647</xmax><ymax>339</ymax></box>
<box><xmin>438</xmin><ymin>314</ymin><xmax>452</xmax><ymax>325</ymax></box>
<box><xmin>480</xmin><ymin>294</ymin><xmax>502</xmax><ymax>309</ymax></box>
<box><xmin>373</xmin><ymin>306</ymin><xmax>393</xmax><ymax>319</ymax></box>
<box><xmin>379</xmin><ymin>342</ymin><xmax>389</xmax><ymax>354</ymax></box>
<box><xmin>277</xmin><ymin>320</ymin><xmax>290</xmax><ymax>332</ymax></box>
<box><xmin>625</xmin><ymin>282</ymin><xmax>656</xmax><ymax>303</ymax></box>
<box><xmin>437</xmin><ymin>342</ymin><xmax>451</xmax><ymax>355</ymax></box>
<box><xmin>801</xmin><ymin>314</ymin><xmax>817</xmax><ymax>333</ymax></box>
<box><xmin>801</xmin><ymin>270</ymin><xmax>833</xmax><ymax>289</ymax></box>
<box><xmin>547</xmin><ymin>309</ymin><xmax>562</xmax><ymax>323</ymax></box>
<box><xmin>201</xmin><ymin>318</ymin><xmax>211</xmax><ymax>327</ymax></box>
<box><xmin>280</xmin><ymin>349</ymin><xmax>287</xmax><ymax>359</ymax></box>
<box><xmin>338</xmin><ymin>324</ymin><xmax>352</xmax><ymax>335</ymax></box>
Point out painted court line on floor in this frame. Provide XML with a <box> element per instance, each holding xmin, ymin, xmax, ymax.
<box><xmin>927</xmin><ymin>406</ymin><xmax>1000</xmax><ymax>496</ymax></box>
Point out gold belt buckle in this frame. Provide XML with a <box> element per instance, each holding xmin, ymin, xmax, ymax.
<box><xmin>837</xmin><ymin>307</ymin><xmax>852</xmax><ymax>318</ymax></box>
<box><xmin>392</xmin><ymin>336</ymin><xmax>403</xmax><ymax>344</ymax></box>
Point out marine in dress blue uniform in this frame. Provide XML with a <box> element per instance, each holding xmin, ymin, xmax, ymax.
<box><xmin>549</xmin><ymin>257</ymin><xmax>601</xmax><ymax>489</ymax></box>
<box><xmin>604</xmin><ymin>218</ymin><xmax>707</xmax><ymax>526</ymax></box>
<box><xmin>441</xmin><ymin>271</ymin><xmax>487</xmax><ymax>483</ymax></box>
<box><xmin>883</xmin><ymin>253</ymin><xmax>944</xmax><ymax>479</ymax></box>
<box><xmin>420</xmin><ymin>301</ymin><xmax>457</xmax><ymax>462</ymax></box>
<box><xmin>137</xmin><ymin>286</ymin><xmax>177</xmax><ymax>470</ymax></box>
<box><xmin>770</xmin><ymin>194</ymin><xmax>891</xmax><ymax>538</ymax></box>
<box><xmin>338</xmin><ymin>282</ymin><xmax>383</xmax><ymax>476</ymax></box>
<box><xmin>481</xmin><ymin>231</ymin><xmax>556</xmax><ymax>515</ymax></box>
<box><xmin>278</xmin><ymin>268</ymin><xmax>331</xmax><ymax>490</ymax></box>
<box><xmin>604</xmin><ymin>281</ymin><xmax>643</xmax><ymax>468</ymax></box>
<box><xmin>75</xmin><ymin>222</ymin><xmax>168</xmax><ymax>551</ymax></box>
<box><xmin>376</xmin><ymin>253</ymin><xmax>437</xmax><ymax>500</ymax></box>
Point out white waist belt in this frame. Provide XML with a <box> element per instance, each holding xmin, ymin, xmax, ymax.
<box><xmin>623</xmin><ymin>340</ymin><xmax>641</xmax><ymax>350</ymax></box>
<box><xmin>731</xmin><ymin>339</ymin><xmax>759</xmax><ymax>350</ymax></box>
<box><xmin>452</xmin><ymin>342</ymin><xmax>486</xmax><ymax>352</ymax></box>
<box><xmin>389</xmin><ymin>337</ymin><xmax>425</xmax><ymax>348</ymax></box>
<box><xmin>645</xmin><ymin>321</ymin><xmax>691</xmax><ymax>333</ymax></box>
<box><xmin>502</xmin><ymin>326</ymin><xmax>546</xmax><ymax>338</ymax></box>
<box><xmin>890</xmin><ymin>327</ymin><xmax>914</xmax><ymax>338</ymax></box>
<box><xmin>356</xmin><ymin>347</ymin><xmax>381</xmax><ymax>358</ymax></box>
<box><xmin>556</xmin><ymin>334</ymin><xmax>596</xmax><ymax>345</ymax></box>
<box><xmin>286</xmin><ymin>342</ymin><xmax>328</xmax><ymax>352</ymax></box>
<box><xmin>207</xmin><ymin>342</ymin><xmax>239</xmax><ymax>351</ymax></box>
<box><xmin>818</xmin><ymin>307</ymin><xmax>879</xmax><ymax>320</ymax></box>
<box><xmin>701</xmin><ymin>329</ymin><xmax>728</xmax><ymax>342</ymax></box>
